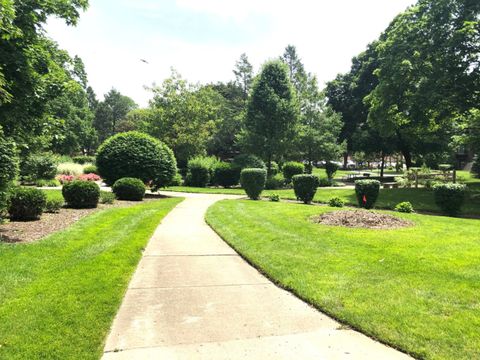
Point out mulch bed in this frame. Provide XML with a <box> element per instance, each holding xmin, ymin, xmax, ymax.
<box><xmin>312</xmin><ymin>209</ymin><xmax>413</xmax><ymax>230</ymax></box>
<box><xmin>0</xmin><ymin>199</ymin><xmax>157</xmax><ymax>244</ymax></box>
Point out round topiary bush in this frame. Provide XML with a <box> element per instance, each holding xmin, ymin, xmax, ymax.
<box><xmin>282</xmin><ymin>161</ymin><xmax>305</xmax><ymax>183</ymax></box>
<box><xmin>240</xmin><ymin>168</ymin><xmax>267</xmax><ymax>200</ymax></box>
<box><xmin>8</xmin><ymin>187</ymin><xmax>47</xmax><ymax>221</ymax></box>
<box><xmin>185</xmin><ymin>157</ymin><xmax>211</xmax><ymax>187</ymax></box>
<box><xmin>112</xmin><ymin>178</ymin><xmax>146</xmax><ymax>201</ymax></box>
<box><xmin>232</xmin><ymin>154</ymin><xmax>266</xmax><ymax>171</ymax></box>
<box><xmin>355</xmin><ymin>179</ymin><xmax>380</xmax><ymax>209</ymax></box>
<box><xmin>395</xmin><ymin>201</ymin><xmax>414</xmax><ymax>213</ymax></box>
<box><xmin>213</xmin><ymin>162</ymin><xmax>240</xmax><ymax>188</ymax></box>
<box><xmin>433</xmin><ymin>183</ymin><xmax>466</xmax><ymax>216</ymax></box>
<box><xmin>292</xmin><ymin>174</ymin><xmax>319</xmax><ymax>204</ymax></box>
<box><xmin>62</xmin><ymin>180</ymin><xmax>100</xmax><ymax>209</ymax></box>
<box><xmin>96</xmin><ymin>131</ymin><xmax>177</xmax><ymax>189</ymax></box>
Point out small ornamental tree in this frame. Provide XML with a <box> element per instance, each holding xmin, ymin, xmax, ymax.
<box><xmin>292</xmin><ymin>174</ymin><xmax>319</xmax><ymax>204</ymax></box>
<box><xmin>355</xmin><ymin>180</ymin><xmax>380</xmax><ymax>209</ymax></box>
<box><xmin>325</xmin><ymin>162</ymin><xmax>339</xmax><ymax>182</ymax></box>
<box><xmin>282</xmin><ymin>161</ymin><xmax>305</xmax><ymax>183</ymax></box>
<box><xmin>96</xmin><ymin>131</ymin><xmax>177</xmax><ymax>190</ymax></box>
<box><xmin>240</xmin><ymin>168</ymin><xmax>267</xmax><ymax>200</ymax></box>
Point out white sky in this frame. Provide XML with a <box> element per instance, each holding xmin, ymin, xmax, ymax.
<box><xmin>47</xmin><ymin>0</ymin><xmax>416</xmax><ymax>106</ymax></box>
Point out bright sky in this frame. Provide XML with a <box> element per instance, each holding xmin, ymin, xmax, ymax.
<box><xmin>46</xmin><ymin>0</ymin><xmax>416</xmax><ymax>107</ymax></box>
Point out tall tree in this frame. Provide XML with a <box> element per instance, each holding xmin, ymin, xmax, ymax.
<box><xmin>94</xmin><ymin>89</ymin><xmax>137</xmax><ymax>143</ymax></box>
<box><xmin>233</xmin><ymin>53</ymin><xmax>253</xmax><ymax>101</ymax></box>
<box><xmin>244</xmin><ymin>60</ymin><xmax>299</xmax><ymax>172</ymax></box>
<box><xmin>365</xmin><ymin>0</ymin><xmax>480</xmax><ymax>168</ymax></box>
<box><xmin>281</xmin><ymin>45</ymin><xmax>307</xmax><ymax>95</ymax></box>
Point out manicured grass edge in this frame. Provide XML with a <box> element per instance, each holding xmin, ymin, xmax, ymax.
<box><xmin>205</xmin><ymin>200</ymin><xmax>418</xmax><ymax>359</ymax></box>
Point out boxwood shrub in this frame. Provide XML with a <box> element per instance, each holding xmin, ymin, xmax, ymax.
<box><xmin>355</xmin><ymin>179</ymin><xmax>380</xmax><ymax>209</ymax></box>
<box><xmin>212</xmin><ymin>162</ymin><xmax>240</xmax><ymax>188</ymax></box>
<box><xmin>112</xmin><ymin>178</ymin><xmax>145</xmax><ymax>201</ymax></box>
<box><xmin>395</xmin><ymin>201</ymin><xmax>414</xmax><ymax>213</ymax></box>
<box><xmin>265</xmin><ymin>173</ymin><xmax>285</xmax><ymax>190</ymax></box>
<box><xmin>72</xmin><ymin>155</ymin><xmax>95</xmax><ymax>164</ymax></box>
<box><xmin>433</xmin><ymin>183</ymin><xmax>466</xmax><ymax>216</ymax></box>
<box><xmin>96</xmin><ymin>131</ymin><xmax>177</xmax><ymax>189</ymax></box>
<box><xmin>240</xmin><ymin>168</ymin><xmax>267</xmax><ymax>200</ymax></box>
<box><xmin>185</xmin><ymin>157</ymin><xmax>211</xmax><ymax>187</ymax></box>
<box><xmin>83</xmin><ymin>164</ymin><xmax>98</xmax><ymax>174</ymax></box>
<box><xmin>62</xmin><ymin>181</ymin><xmax>100</xmax><ymax>209</ymax></box>
<box><xmin>292</xmin><ymin>174</ymin><xmax>319</xmax><ymax>204</ymax></box>
<box><xmin>21</xmin><ymin>153</ymin><xmax>57</xmax><ymax>181</ymax></box>
<box><xmin>325</xmin><ymin>162</ymin><xmax>339</xmax><ymax>181</ymax></box>
<box><xmin>8</xmin><ymin>187</ymin><xmax>47</xmax><ymax>220</ymax></box>
<box><xmin>282</xmin><ymin>161</ymin><xmax>305</xmax><ymax>183</ymax></box>
<box><xmin>232</xmin><ymin>154</ymin><xmax>266</xmax><ymax>171</ymax></box>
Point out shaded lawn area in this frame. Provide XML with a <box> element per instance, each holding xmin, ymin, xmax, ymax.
<box><xmin>164</xmin><ymin>185</ymin><xmax>480</xmax><ymax>215</ymax></box>
<box><xmin>0</xmin><ymin>197</ymin><xmax>183</xmax><ymax>360</ymax></box>
<box><xmin>206</xmin><ymin>200</ymin><xmax>480</xmax><ymax>360</ymax></box>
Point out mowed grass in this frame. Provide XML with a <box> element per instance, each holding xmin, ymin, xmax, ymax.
<box><xmin>206</xmin><ymin>200</ymin><xmax>480</xmax><ymax>360</ymax></box>
<box><xmin>0</xmin><ymin>197</ymin><xmax>183</xmax><ymax>360</ymax></box>
<box><xmin>164</xmin><ymin>185</ymin><xmax>480</xmax><ymax>215</ymax></box>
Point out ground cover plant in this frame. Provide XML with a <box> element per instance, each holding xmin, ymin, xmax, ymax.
<box><xmin>206</xmin><ymin>200</ymin><xmax>480</xmax><ymax>359</ymax></box>
<box><xmin>0</xmin><ymin>197</ymin><xmax>182</xmax><ymax>359</ymax></box>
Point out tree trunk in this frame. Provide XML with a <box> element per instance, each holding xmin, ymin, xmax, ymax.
<box><xmin>380</xmin><ymin>151</ymin><xmax>385</xmax><ymax>178</ymax></box>
<box><xmin>396</xmin><ymin>130</ymin><xmax>413</xmax><ymax>169</ymax></box>
<box><xmin>343</xmin><ymin>152</ymin><xmax>348</xmax><ymax>170</ymax></box>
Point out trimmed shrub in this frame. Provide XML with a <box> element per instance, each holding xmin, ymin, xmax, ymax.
<box><xmin>471</xmin><ymin>157</ymin><xmax>480</xmax><ymax>179</ymax></box>
<box><xmin>112</xmin><ymin>178</ymin><xmax>145</xmax><ymax>201</ymax></box>
<box><xmin>100</xmin><ymin>191</ymin><xmax>115</xmax><ymax>204</ymax></box>
<box><xmin>72</xmin><ymin>155</ymin><xmax>95</xmax><ymax>164</ymax></box>
<box><xmin>265</xmin><ymin>173</ymin><xmax>285</xmax><ymax>190</ymax></box>
<box><xmin>318</xmin><ymin>177</ymin><xmax>331</xmax><ymax>187</ymax></box>
<box><xmin>21</xmin><ymin>153</ymin><xmax>57</xmax><ymax>181</ymax></box>
<box><xmin>170</xmin><ymin>172</ymin><xmax>183</xmax><ymax>186</ymax></box>
<box><xmin>269</xmin><ymin>193</ymin><xmax>280</xmax><ymax>202</ymax></box>
<box><xmin>395</xmin><ymin>201</ymin><xmax>414</xmax><ymax>213</ymax></box>
<box><xmin>45</xmin><ymin>198</ymin><xmax>64</xmax><ymax>213</ymax></box>
<box><xmin>83</xmin><ymin>164</ymin><xmax>98</xmax><ymax>174</ymax></box>
<box><xmin>232</xmin><ymin>154</ymin><xmax>266</xmax><ymax>171</ymax></box>
<box><xmin>8</xmin><ymin>187</ymin><xmax>47</xmax><ymax>220</ymax></box>
<box><xmin>185</xmin><ymin>157</ymin><xmax>211</xmax><ymax>187</ymax></box>
<box><xmin>355</xmin><ymin>180</ymin><xmax>380</xmax><ymax>209</ymax></box>
<box><xmin>96</xmin><ymin>131</ymin><xmax>177</xmax><ymax>189</ymax></box>
<box><xmin>292</xmin><ymin>174</ymin><xmax>319</xmax><ymax>204</ymax></box>
<box><xmin>304</xmin><ymin>163</ymin><xmax>313</xmax><ymax>174</ymax></box>
<box><xmin>240</xmin><ymin>168</ymin><xmax>267</xmax><ymax>200</ymax></box>
<box><xmin>282</xmin><ymin>161</ymin><xmax>305</xmax><ymax>183</ymax></box>
<box><xmin>433</xmin><ymin>183</ymin><xmax>467</xmax><ymax>216</ymax></box>
<box><xmin>325</xmin><ymin>162</ymin><xmax>339</xmax><ymax>181</ymax></box>
<box><xmin>213</xmin><ymin>162</ymin><xmax>240</xmax><ymax>188</ymax></box>
<box><xmin>328</xmin><ymin>197</ymin><xmax>345</xmax><ymax>208</ymax></box>
<box><xmin>62</xmin><ymin>181</ymin><xmax>100</xmax><ymax>209</ymax></box>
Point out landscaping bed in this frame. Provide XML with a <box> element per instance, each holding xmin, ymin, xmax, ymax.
<box><xmin>313</xmin><ymin>209</ymin><xmax>413</xmax><ymax>229</ymax></box>
<box><xmin>206</xmin><ymin>200</ymin><xmax>480</xmax><ymax>360</ymax></box>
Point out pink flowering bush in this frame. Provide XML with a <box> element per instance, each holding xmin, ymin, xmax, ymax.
<box><xmin>56</xmin><ymin>173</ymin><xmax>101</xmax><ymax>184</ymax></box>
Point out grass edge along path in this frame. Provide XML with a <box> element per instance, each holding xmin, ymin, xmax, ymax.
<box><xmin>206</xmin><ymin>200</ymin><xmax>480</xmax><ymax>360</ymax></box>
<box><xmin>0</xmin><ymin>197</ymin><xmax>183</xmax><ymax>360</ymax></box>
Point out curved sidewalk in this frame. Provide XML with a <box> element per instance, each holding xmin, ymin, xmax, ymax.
<box><xmin>102</xmin><ymin>192</ymin><xmax>411</xmax><ymax>360</ymax></box>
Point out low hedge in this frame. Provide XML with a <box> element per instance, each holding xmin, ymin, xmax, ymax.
<box><xmin>62</xmin><ymin>181</ymin><xmax>100</xmax><ymax>209</ymax></box>
<box><xmin>240</xmin><ymin>168</ymin><xmax>267</xmax><ymax>200</ymax></box>
<box><xmin>282</xmin><ymin>162</ymin><xmax>305</xmax><ymax>183</ymax></box>
<box><xmin>433</xmin><ymin>183</ymin><xmax>466</xmax><ymax>216</ymax></box>
<box><xmin>112</xmin><ymin>178</ymin><xmax>145</xmax><ymax>201</ymax></box>
<box><xmin>72</xmin><ymin>155</ymin><xmax>95</xmax><ymax>165</ymax></box>
<box><xmin>292</xmin><ymin>174</ymin><xmax>319</xmax><ymax>204</ymax></box>
<box><xmin>355</xmin><ymin>179</ymin><xmax>380</xmax><ymax>209</ymax></box>
<box><xmin>8</xmin><ymin>187</ymin><xmax>47</xmax><ymax>220</ymax></box>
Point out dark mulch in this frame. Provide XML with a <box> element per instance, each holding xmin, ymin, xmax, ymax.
<box><xmin>313</xmin><ymin>209</ymin><xmax>413</xmax><ymax>230</ymax></box>
<box><xmin>0</xmin><ymin>199</ymin><xmax>157</xmax><ymax>244</ymax></box>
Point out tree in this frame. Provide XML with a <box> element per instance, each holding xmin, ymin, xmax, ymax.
<box><xmin>146</xmin><ymin>70</ymin><xmax>224</xmax><ymax>168</ymax></box>
<box><xmin>0</xmin><ymin>0</ymin><xmax>89</xmax><ymax>152</ymax></box>
<box><xmin>365</xmin><ymin>0</ymin><xmax>480</xmax><ymax>168</ymax></box>
<box><xmin>281</xmin><ymin>45</ymin><xmax>307</xmax><ymax>95</ymax></box>
<box><xmin>93</xmin><ymin>89</ymin><xmax>137</xmax><ymax>142</ymax></box>
<box><xmin>233</xmin><ymin>53</ymin><xmax>253</xmax><ymax>101</ymax></box>
<box><xmin>244</xmin><ymin>60</ymin><xmax>299</xmax><ymax>172</ymax></box>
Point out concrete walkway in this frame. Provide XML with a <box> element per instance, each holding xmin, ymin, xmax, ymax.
<box><xmin>102</xmin><ymin>192</ymin><xmax>411</xmax><ymax>360</ymax></box>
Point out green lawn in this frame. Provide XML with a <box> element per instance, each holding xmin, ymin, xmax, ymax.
<box><xmin>164</xmin><ymin>185</ymin><xmax>480</xmax><ymax>215</ymax></box>
<box><xmin>206</xmin><ymin>200</ymin><xmax>480</xmax><ymax>360</ymax></box>
<box><xmin>0</xmin><ymin>196</ymin><xmax>183</xmax><ymax>360</ymax></box>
